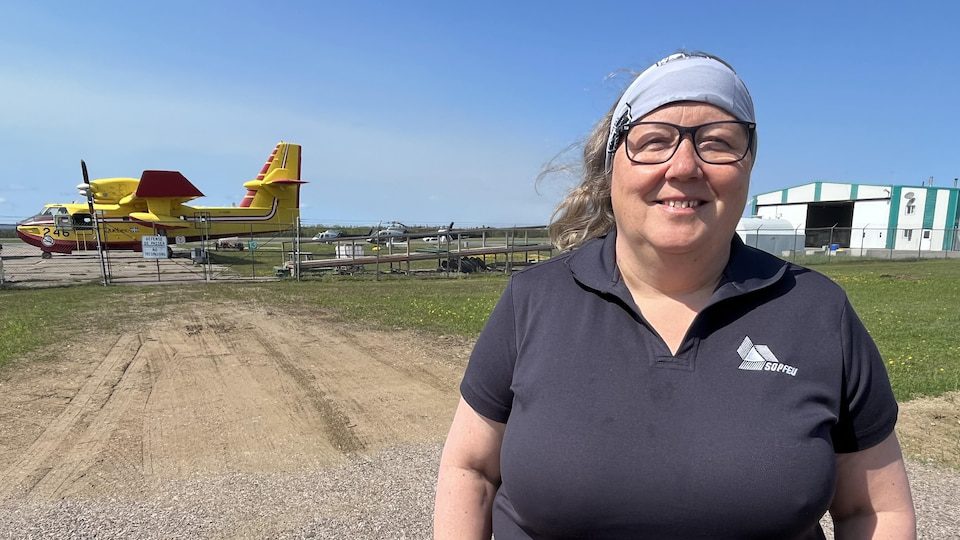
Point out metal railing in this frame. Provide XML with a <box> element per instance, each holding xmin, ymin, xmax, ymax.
<box><xmin>284</xmin><ymin>223</ymin><xmax>554</xmax><ymax>281</ymax></box>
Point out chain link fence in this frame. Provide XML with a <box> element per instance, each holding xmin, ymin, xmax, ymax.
<box><xmin>286</xmin><ymin>224</ymin><xmax>553</xmax><ymax>281</ymax></box>
<box><xmin>1</xmin><ymin>218</ymin><xmax>300</xmax><ymax>288</ymax></box>
<box><xmin>1</xmin><ymin>220</ymin><xmax>556</xmax><ymax>288</ymax></box>
<box><xmin>739</xmin><ymin>225</ymin><xmax>960</xmax><ymax>263</ymax></box>
<box><xmin>6</xmin><ymin>221</ymin><xmax>958</xmax><ymax>288</ymax></box>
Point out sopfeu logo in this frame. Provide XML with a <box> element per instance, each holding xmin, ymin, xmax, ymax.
<box><xmin>737</xmin><ymin>336</ymin><xmax>798</xmax><ymax>377</ymax></box>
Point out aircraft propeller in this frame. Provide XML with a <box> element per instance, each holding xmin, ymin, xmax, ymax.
<box><xmin>78</xmin><ymin>160</ymin><xmax>108</xmax><ymax>283</ymax></box>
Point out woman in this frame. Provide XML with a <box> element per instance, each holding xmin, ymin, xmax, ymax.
<box><xmin>434</xmin><ymin>52</ymin><xmax>915</xmax><ymax>539</ymax></box>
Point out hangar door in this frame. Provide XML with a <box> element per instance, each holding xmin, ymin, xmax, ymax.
<box><xmin>805</xmin><ymin>202</ymin><xmax>854</xmax><ymax>248</ymax></box>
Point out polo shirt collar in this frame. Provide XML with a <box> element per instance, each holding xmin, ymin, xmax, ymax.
<box><xmin>714</xmin><ymin>234</ymin><xmax>789</xmax><ymax>303</ymax></box>
<box><xmin>566</xmin><ymin>229</ymin><xmax>788</xmax><ymax>303</ymax></box>
<box><xmin>565</xmin><ymin>229</ymin><xmax>621</xmax><ymax>295</ymax></box>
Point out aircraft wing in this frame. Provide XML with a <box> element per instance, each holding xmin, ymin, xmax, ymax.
<box><xmin>135</xmin><ymin>170</ymin><xmax>204</xmax><ymax>200</ymax></box>
<box><xmin>124</xmin><ymin>171</ymin><xmax>205</xmax><ymax>228</ymax></box>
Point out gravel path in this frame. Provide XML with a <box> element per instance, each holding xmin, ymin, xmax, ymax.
<box><xmin>0</xmin><ymin>443</ymin><xmax>956</xmax><ymax>539</ymax></box>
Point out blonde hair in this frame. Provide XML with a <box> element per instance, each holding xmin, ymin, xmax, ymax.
<box><xmin>547</xmin><ymin>105</ymin><xmax>617</xmax><ymax>252</ymax></box>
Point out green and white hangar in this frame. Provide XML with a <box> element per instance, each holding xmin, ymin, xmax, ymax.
<box><xmin>750</xmin><ymin>182</ymin><xmax>960</xmax><ymax>253</ymax></box>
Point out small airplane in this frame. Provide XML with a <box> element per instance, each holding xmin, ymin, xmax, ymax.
<box><xmin>16</xmin><ymin>142</ymin><xmax>306</xmax><ymax>258</ymax></box>
<box><xmin>366</xmin><ymin>221</ymin><xmax>409</xmax><ymax>244</ymax></box>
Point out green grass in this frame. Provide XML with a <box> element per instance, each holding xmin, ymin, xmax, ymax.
<box><xmin>2</xmin><ymin>259</ymin><xmax>958</xmax><ymax>402</ymax></box>
<box><xmin>808</xmin><ymin>259</ymin><xmax>960</xmax><ymax>401</ymax></box>
<box><xmin>0</xmin><ymin>285</ymin><xmax>137</xmax><ymax>368</ymax></box>
<box><xmin>0</xmin><ymin>284</ymin><xmax>251</xmax><ymax>369</ymax></box>
<box><xmin>264</xmin><ymin>274</ymin><xmax>509</xmax><ymax>336</ymax></box>
<box><xmin>207</xmin><ymin>248</ymin><xmax>287</xmax><ymax>278</ymax></box>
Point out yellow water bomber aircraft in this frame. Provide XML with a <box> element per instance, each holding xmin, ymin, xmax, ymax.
<box><xmin>17</xmin><ymin>142</ymin><xmax>305</xmax><ymax>258</ymax></box>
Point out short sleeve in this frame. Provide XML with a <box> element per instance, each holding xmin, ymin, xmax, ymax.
<box><xmin>831</xmin><ymin>298</ymin><xmax>899</xmax><ymax>453</ymax></box>
<box><xmin>459</xmin><ymin>281</ymin><xmax>518</xmax><ymax>424</ymax></box>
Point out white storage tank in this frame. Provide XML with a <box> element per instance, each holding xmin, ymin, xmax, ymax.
<box><xmin>736</xmin><ymin>217</ymin><xmax>804</xmax><ymax>257</ymax></box>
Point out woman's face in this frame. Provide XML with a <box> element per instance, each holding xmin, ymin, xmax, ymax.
<box><xmin>610</xmin><ymin>102</ymin><xmax>753</xmax><ymax>257</ymax></box>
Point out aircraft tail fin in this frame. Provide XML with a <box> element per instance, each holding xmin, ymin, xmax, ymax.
<box><xmin>239</xmin><ymin>142</ymin><xmax>303</xmax><ymax>208</ymax></box>
<box><xmin>237</xmin><ymin>142</ymin><xmax>305</xmax><ymax>224</ymax></box>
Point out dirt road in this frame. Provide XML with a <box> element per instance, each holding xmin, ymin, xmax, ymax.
<box><xmin>0</xmin><ymin>303</ymin><xmax>466</xmax><ymax>505</ymax></box>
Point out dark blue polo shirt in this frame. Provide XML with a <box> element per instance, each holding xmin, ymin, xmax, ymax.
<box><xmin>460</xmin><ymin>232</ymin><xmax>898</xmax><ymax>540</ymax></box>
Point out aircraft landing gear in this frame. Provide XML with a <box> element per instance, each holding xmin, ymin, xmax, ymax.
<box><xmin>41</xmin><ymin>251</ymin><xmax>52</xmax><ymax>259</ymax></box>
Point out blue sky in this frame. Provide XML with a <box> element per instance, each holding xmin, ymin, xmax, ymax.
<box><xmin>1</xmin><ymin>1</ymin><xmax>958</xmax><ymax>227</ymax></box>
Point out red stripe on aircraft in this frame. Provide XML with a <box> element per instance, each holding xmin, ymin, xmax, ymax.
<box><xmin>256</xmin><ymin>146</ymin><xmax>279</xmax><ymax>180</ymax></box>
<box><xmin>239</xmin><ymin>190</ymin><xmax>257</xmax><ymax>208</ymax></box>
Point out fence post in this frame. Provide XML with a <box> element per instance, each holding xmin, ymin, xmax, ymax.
<box><xmin>99</xmin><ymin>210</ymin><xmax>112</xmax><ymax>285</ymax></box>
<box><xmin>199</xmin><ymin>213</ymin><xmax>211</xmax><ymax>281</ymax></box>
<box><xmin>151</xmin><ymin>225</ymin><xmax>161</xmax><ymax>283</ymax></box>
<box><xmin>890</xmin><ymin>228</ymin><xmax>894</xmax><ymax>260</ymax></box>
<box><xmin>248</xmin><ymin>223</ymin><xmax>255</xmax><ymax>278</ymax></box>
<box><xmin>351</xmin><ymin>238</ymin><xmax>358</xmax><ymax>275</ymax></box>
<box><xmin>794</xmin><ymin>224</ymin><xmax>802</xmax><ymax>262</ymax></box>
<box><xmin>296</xmin><ymin>217</ymin><xmax>302</xmax><ymax>281</ymax></box>
<box><xmin>482</xmin><ymin>230</ymin><xmax>487</xmax><ymax>266</ymax></box>
<box><xmin>80</xmin><ymin>160</ymin><xmax>110</xmax><ymax>286</ymax></box>
<box><xmin>506</xmin><ymin>228</ymin><xmax>514</xmax><ymax>275</ymax></box>
<box><xmin>456</xmin><ymin>232</ymin><xmax>462</xmax><ymax>273</ymax></box>
<box><xmin>860</xmin><ymin>223</ymin><xmax>870</xmax><ymax>259</ymax></box>
<box><xmin>93</xmin><ymin>211</ymin><xmax>108</xmax><ymax>286</ymax></box>
<box><xmin>828</xmin><ymin>225</ymin><xmax>837</xmax><ymax>263</ymax></box>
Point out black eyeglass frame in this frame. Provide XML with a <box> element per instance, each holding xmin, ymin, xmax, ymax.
<box><xmin>618</xmin><ymin>120</ymin><xmax>757</xmax><ymax>165</ymax></box>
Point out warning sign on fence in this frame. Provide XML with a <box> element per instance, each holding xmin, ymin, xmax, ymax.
<box><xmin>142</xmin><ymin>235</ymin><xmax>169</xmax><ymax>259</ymax></box>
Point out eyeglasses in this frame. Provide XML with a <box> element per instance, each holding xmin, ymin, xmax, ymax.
<box><xmin>619</xmin><ymin>120</ymin><xmax>756</xmax><ymax>165</ymax></box>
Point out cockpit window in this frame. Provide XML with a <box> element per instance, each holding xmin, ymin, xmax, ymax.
<box><xmin>39</xmin><ymin>206</ymin><xmax>68</xmax><ymax>216</ymax></box>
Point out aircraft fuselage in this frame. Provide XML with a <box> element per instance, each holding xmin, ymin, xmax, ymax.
<box><xmin>16</xmin><ymin>142</ymin><xmax>304</xmax><ymax>255</ymax></box>
<box><xmin>17</xmin><ymin>199</ymin><xmax>294</xmax><ymax>253</ymax></box>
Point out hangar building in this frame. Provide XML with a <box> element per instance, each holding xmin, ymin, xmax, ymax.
<box><xmin>750</xmin><ymin>182</ymin><xmax>960</xmax><ymax>252</ymax></box>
